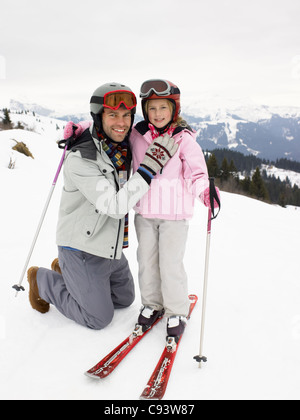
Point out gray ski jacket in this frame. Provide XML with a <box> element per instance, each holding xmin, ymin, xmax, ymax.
<box><xmin>56</xmin><ymin>126</ymin><xmax>150</xmax><ymax>259</ymax></box>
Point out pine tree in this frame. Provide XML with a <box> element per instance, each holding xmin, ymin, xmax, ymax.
<box><xmin>229</xmin><ymin>159</ymin><xmax>238</xmax><ymax>177</ymax></box>
<box><xmin>240</xmin><ymin>176</ymin><xmax>251</xmax><ymax>193</ymax></box>
<box><xmin>2</xmin><ymin>108</ymin><xmax>12</xmax><ymax>128</ymax></box>
<box><xmin>278</xmin><ymin>192</ymin><xmax>287</xmax><ymax>208</ymax></box>
<box><xmin>206</xmin><ymin>153</ymin><xmax>219</xmax><ymax>178</ymax></box>
<box><xmin>250</xmin><ymin>167</ymin><xmax>269</xmax><ymax>201</ymax></box>
<box><xmin>220</xmin><ymin>157</ymin><xmax>230</xmax><ymax>182</ymax></box>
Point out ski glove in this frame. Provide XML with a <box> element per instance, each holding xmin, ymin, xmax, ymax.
<box><xmin>141</xmin><ymin>134</ymin><xmax>178</xmax><ymax>175</ymax></box>
<box><xmin>201</xmin><ymin>186</ymin><xmax>221</xmax><ymax>208</ymax></box>
<box><xmin>64</xmin><ymin>121</ymin><xmax>91</xmax><ymax>139</ymax></box>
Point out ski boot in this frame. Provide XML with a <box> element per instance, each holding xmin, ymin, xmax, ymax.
<box><xmin>27</xmin><ymin>267</ymin><xmax>50</xmax><ymax>314</ymax></box>
<box><xmin>51</xmin><ymin>258</ymin><xmax>62</xmax><ymax>274</ymax></box>
<box><xmin>166</xmin><ymin>316</ymin><xmax>187</xmax><ymax>351</ymax></box>
<box><xmin>132</xmin><ymin>306</ymin><xmax>164</xmax><ymax>337</ymax></box>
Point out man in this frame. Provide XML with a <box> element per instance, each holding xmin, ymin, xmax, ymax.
<box><xmin>27</xmin><ymin>82</ymin><xmax>178</xmax><ymax>330</ymax></box>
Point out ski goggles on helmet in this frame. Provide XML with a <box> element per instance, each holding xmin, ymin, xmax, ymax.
<box><xmin>140</xmin><ymin>79</ymin><xmax>180</xmax><ymax>98</ymax></box>
<box><xmin>91</xmin><ymin>90</ymin><xmax>137</xmax><ymax>111</ymax></box>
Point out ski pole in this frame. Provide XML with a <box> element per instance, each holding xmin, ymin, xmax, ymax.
<box><xmin>194</xmin><ymin>178</ymin><xmax>220</xmax><ymax>368</ymax></box>
<box><xmin>12</xmin><ymin>127</ymin><xmax>76</xmax><ymax>297</ymax></box>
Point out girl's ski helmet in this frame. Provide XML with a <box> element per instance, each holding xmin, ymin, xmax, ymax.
<box><xmin>90</xmin><ymin>82</ymin><xmax>137</xmax><ymax>131</ymax></box>
<box><xmin>139</xmin><ymin>79</ymin><xmax>181</xmax><ymax>122</ymax></box>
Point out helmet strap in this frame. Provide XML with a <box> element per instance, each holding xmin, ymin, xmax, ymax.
<box><xmin>91</xmin><ymin>112</ymin><xmax>102</xmax><ymax>132</ymax></box>
<box><xmin>154</xmin><ymin>121</ymin><xmax>172</xmax><ymax>135</ymax></box>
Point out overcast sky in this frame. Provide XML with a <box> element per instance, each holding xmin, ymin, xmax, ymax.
<box><xmin>0</xmin><ymin>0</ymin><xmax>299</xmax><ymax>113</ymax></box>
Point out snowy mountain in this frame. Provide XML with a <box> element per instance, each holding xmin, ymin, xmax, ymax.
<box><xmin>0</xmin><ymin>111</ymin><xmax>300</xmax><ymax>400</ymax></box>
<box><xmin>9</xmin><ymin>99</ymin><xmax>90</xmax><ymax>124</ymax></box>
<box><xmin>181</xmin><ymin>99</ymin><xmax>300</xmax><ymax>161</ymax></box>
<box><xmin>7</xmin><ymin>98</ymin><xmax>300</xmax><ymax>162</ymax></box>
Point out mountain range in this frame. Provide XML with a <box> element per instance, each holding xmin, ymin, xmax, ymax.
<box><xmin>8</xmin><ymin>98</ymin><xmax>300</xmax><ymax>162</ymax></box>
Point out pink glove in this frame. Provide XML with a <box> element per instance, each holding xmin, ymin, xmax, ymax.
<box><xmin>200</xmin><ymin>186</ymin><xmax>220</xmax><ymax>208</ymax></box>
<box><xmin>64</xmin><ymin>121</ymin><xmax>92</xmax><ymax>139</ymax></box>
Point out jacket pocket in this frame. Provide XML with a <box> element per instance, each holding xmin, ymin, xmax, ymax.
<box><xmin>82</xmin><ymin>205</ymin><xmax>108</xmax><ymax>238</ymax></box>
<box><xmin>82</xmin><ymin>205</ymin><xmax>100</xmax><ymax>238</ymax></box>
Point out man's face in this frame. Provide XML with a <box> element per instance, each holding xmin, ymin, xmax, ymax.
<box><xmin>101</xmin><ymin>107</ymin><xmax>132</xmax><ymax>143</ymax></box>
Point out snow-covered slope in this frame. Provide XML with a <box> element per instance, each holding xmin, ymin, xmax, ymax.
<box><xmin>262</xmin><ymin>164</ymin><xmax>300</xmax><ymax>188</ymax></box>
<box><xmin>0</xmin><ymin>118</ymin><xmax>300</xmax><ymax>400</ymax></box>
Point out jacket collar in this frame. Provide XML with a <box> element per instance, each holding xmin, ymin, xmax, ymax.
<box><xmin>67</xmin><ymin>127</ymin><xmax>97</xmax><ymax>160</ymax></box>
<box><xmin>68</xmin><ymin>125</ymin><xmax>109</xmax><ymax>163</ymax></box>
<box><xmin>134</xmin><ymin>120</ymin><xmax>190</xmax><ymax>138</ymax></box>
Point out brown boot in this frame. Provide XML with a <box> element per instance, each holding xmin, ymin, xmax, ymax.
<box><xmin>51</xmin><ymin>258</ymin><xmax>62</xmax><ymax>275</ymax></box>
<box><xmin>27</xmin><ymin>267</ymin><xmax>50</xmax><ymax>314</ymax></box>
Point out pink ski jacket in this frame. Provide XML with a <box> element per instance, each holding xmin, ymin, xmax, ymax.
<box><xmin>130</xmin><ymin>121</ymin><xmax>209</xmax><ymax>220</ymax></box>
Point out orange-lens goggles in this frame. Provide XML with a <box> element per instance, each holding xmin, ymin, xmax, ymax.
<box><xmin>103</xmin><ymin>90</ymin><xmax>137</xmax><ymax>110</ymax></box>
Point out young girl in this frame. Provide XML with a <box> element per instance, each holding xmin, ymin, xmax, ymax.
<box><xmin>130</xmin><ymin>79</ymin><xmax>219</xmax><ymax>340</ymax></box>
<box><xmin>64</xmin><ymin>79</ymin><xmax>219</xmax><ymax>341</ymax></box>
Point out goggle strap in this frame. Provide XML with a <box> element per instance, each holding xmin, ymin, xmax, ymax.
<box><xmin>140</xmin><ymin>86</ymin><xmax>180</xmax><ymax>98</ymax></box>
<box><xmin>90</xmin><ymin>96</ymin><xmax>104</xmax><ymax>105</ymax></box>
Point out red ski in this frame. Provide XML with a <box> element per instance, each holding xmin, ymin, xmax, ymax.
<box><xmin>140</xmin><ymin>294</ymin><xmax>198</xmax><ymax>400</ymax></box>
<box><xmin>85</xmin><ymin>314</ymin><xmax>163</xmax><ymax>379</ymax></box>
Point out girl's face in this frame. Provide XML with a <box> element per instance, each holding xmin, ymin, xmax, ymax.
<box><xmin>146</xmin><ymin>99</ymin><xmax>172</xmax><ymax>129</ymax></box>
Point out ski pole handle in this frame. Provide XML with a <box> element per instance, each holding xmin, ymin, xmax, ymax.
<box><xmin>208</xmin><ymin>177</ymin><xmax>221</xmax><ymax>220</ymax></box>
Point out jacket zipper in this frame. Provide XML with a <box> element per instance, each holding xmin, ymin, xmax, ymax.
<box><xmin>98</xmin><ymin>141</ymin><xmax>122</xmax><ymax>259</ymax></box>
<box><xmin>113</xmin><ymin>167</ymin><xmax>121</xmax><ymax>259</ymax></box>
<box><xmin>114</xmin><ymin>220</ymin><xmax>122</xmax><ymax>259</ymax></box>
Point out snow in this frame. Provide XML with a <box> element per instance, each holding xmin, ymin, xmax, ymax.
<box><xmin>261</xmin><ymin>164</ymin><xmax>300</xmax><ymax>188</ymax></box>
<box><xmin>1</xmin><ymin>122</ymin><xmax>300</xmax><ymax>401</ymax></box>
